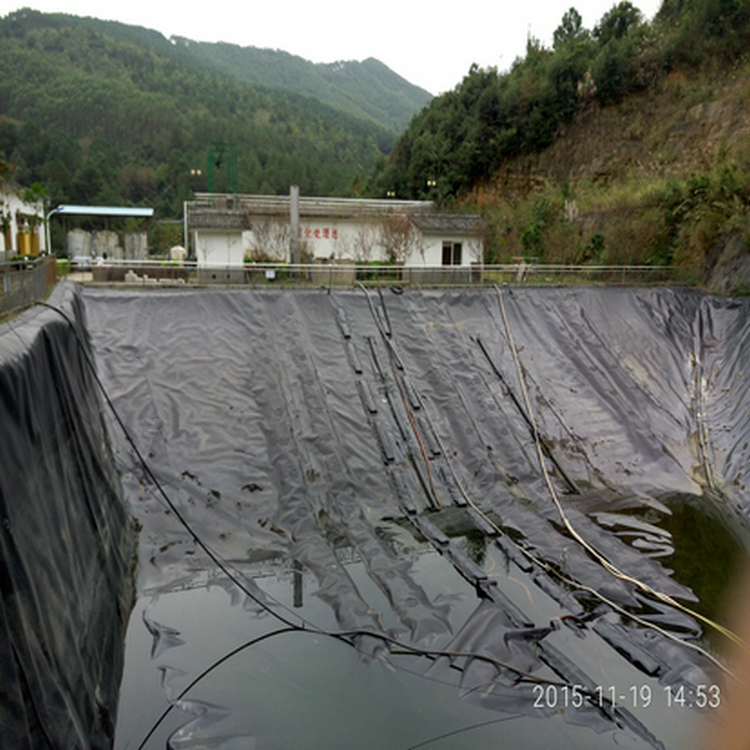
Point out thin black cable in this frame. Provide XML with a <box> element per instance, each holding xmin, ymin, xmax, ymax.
<box><xmin>33</xmin><ymin>294</ymin><xmax>674</xmax><ymax>749</ymax></box>
<box><xmin>135</xmin><ymin>626</ymin><xmax>297</xmax><ymax>750</ymax></box>
<box><xmin>137</xmin><ymin>625</ymin><xmax>540</xmax><ymax>750</ymax></box>
<box><xmin>38</xmin><ymin>300</ymin><xmax>304</xmax><ymax>631</ymax></box>
<box><xmin>404</xmin><ymin>714</ymin><xmax>521</xmax><ymax>750</ymax></box>
<box><xmin>135</xmin><ymin>622</ymin><xmax>564</xmax><ymax>750</ymax></box>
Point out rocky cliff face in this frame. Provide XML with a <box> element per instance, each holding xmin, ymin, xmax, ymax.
<box><xmin>705</xmin><ymin>234</ymin><xmax>750</xmax><ymax>295</ymax></box>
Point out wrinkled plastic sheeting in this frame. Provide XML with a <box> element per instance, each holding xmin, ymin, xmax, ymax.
<box><xmin>489</xmin><ymin>287</ymin><xmax>750</xmax><ymax>502</ymax></box>
<box><xmin>0</xmin><ymin>283</ymin><xmax>134</xmax><ymax>749</ymax></box>
<box><xmin>82</xmin><ymin>286</ymin><xmax>750</xmax><ymax>747</ymax></box>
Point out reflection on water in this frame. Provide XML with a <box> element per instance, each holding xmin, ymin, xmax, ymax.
<box><xmin>658</xmin><ymin>493</ymin><xmax>747</xmax><ymax>650</ymax></box>
<box><xmin>115</xmin><ymin>531</ymin><xmax>708</xmax><ymax>750</ymax></box>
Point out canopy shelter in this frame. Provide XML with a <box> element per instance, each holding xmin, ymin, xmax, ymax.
<box><xmin>52</xmin><ymin>205</ymin><xmax>154</xmax><ymax>218</ymax></box>
<box><xmin>50</xmin><ymin>205</ymin><xmax>154</xmax><ymax>258</ymax></box>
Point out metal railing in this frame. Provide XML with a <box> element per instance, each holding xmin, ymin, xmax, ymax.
<box><xmin>0</xmin><ymin>257</ymin><xmax>58</xmax><ymax>318</ymax></box>
<box><xmin>64</xmin><ymin>258</ymin><xmax>701</xmax><ymax>289</ymax></box>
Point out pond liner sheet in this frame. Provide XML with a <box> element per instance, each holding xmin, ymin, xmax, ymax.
<box><xmin>83</xmin><ymin>283</ymin><xmax>750</xmax><ymax>749</ymax></box>
<box><xmin>3</xmin><ymin>282</ymin><xmax>750</xmax><ymax>748</ymax></box>
<box><xmin>0</xmin><ymin>283</ymin><xmax>134</xmax><ymax>750</ymax></box>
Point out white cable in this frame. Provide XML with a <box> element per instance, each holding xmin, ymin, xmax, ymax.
<box><xmin>494</xmin><ymin>284</ymin><xmax>743</xmax><ymax>655</ymax></box>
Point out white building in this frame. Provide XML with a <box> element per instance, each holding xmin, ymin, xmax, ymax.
<box><xmin>410</xmin><ymin>213</ymin><xmax>485</xmax><ymax>267</ymax></box>
<box><xmin>185</xmin><ymin>193</ymin><xmax>485</xmax><ymax>269</ymax></box>
<box><xmin>0</xmin><ymin>185</ymin><xmax>47</xmax><ymax>260</ymax></box>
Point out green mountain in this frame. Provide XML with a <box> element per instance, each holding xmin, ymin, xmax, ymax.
<box><xmin>0</xmin><ymin>8</ymin><xmax>432</xmax><ymax>221</ymax></box>
<box><xmin>167</xmin><ymin>40</ymin><xmax>433</xmax><ymax>132</ymax></box>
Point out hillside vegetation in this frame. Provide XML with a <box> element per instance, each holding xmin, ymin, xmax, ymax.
<box><xmin>167</xmin><ymin>41</ymin><xmax>432</xmax><ymax>132</ymax></box>
<box><xmin>0</xmin><ymin>9</ymin><xmax>428</xmax><ymax>220</ymax></box>
<box><xmin>5</xmin><ymin>3</ymin><xmax>750</xmax><ymax>289</ymax></box>
<box><xmin>369</xmin><ymin>0</ymin><xmax>750</xmax><ymax>290</ymax></box>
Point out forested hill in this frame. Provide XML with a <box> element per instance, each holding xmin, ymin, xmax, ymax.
<box><xmin>167</xmin><ymin>41</ymin><xmax>432</xmax><ymax>132</ymax></box>
<box><xmin>365</xmin><ymin>0</ymin><xmax>750</xmax><ymax>291</ymax></box>
<box><xmin>370</xmin><ymin>0</ymin><xmax>750</xmax><ymax>202</ymax></box>
<box><xmin>0</xmin><ymin>8</ymin><xmax>430</xmax><ymax>218</ymax></box>
<box><xmin>0</xmin><ymin>9</ymin><xmax>432</xmax><ymax>131</ymax></box>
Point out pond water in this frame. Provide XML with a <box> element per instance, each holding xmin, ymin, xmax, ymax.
<box><xmin>115</xmin><ymin>523</ymin><xmax>721</xmax><ymax>750</ymax></box>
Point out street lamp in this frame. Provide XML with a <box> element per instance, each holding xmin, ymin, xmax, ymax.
<box><xmin>189</xmin><ymin>169</ymin><xmax>204</xmax><ymax>200</ymax></box>
<box><xmin>426</xmin><ymin>179</ymin><xmax>438</xmax><ymax>205</ymax></box>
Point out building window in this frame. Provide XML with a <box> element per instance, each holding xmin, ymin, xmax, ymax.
<box><xmin>442</xmin><ymin>241</ymin><xmax>462</xmax><ymax>265</ymax></box>
<box><xmin>442</xmin><ymin>242</ymin><xmax>451</xmax><ymax>265</ymax></box>
<box><xmin>453</xmin><ymin>242</ymin><xmax>462</xmax><ymax>265</ymax></box>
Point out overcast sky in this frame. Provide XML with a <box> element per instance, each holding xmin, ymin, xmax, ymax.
<box><xmin>4</xmin><ymin>0</ymin><xmax>663</xmax><ymax>95</ymax></box>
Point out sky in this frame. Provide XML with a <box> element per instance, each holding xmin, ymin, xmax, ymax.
<box><xmin>3</xmin><ymin>0</ymin><xmax>664</xmax><ymax>95</ymax></box>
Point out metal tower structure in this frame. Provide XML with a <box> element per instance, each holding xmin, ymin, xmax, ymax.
<box><xmin>207</xmin><ymin>142</ymin><xmax>238</xmax><ymax>194</ymax></box>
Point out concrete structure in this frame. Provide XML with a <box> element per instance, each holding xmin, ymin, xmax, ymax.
<box><xmin>0</xmin><ymin>186</ymin><xmax>46</xmax><ymax>259</ymax></box>
<box><xmin>184</xmin><ymin>193</ymin><xmax>485</xmax><ymax>268</ymax></box>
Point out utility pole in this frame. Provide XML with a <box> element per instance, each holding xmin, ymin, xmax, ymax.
<box><xmin>290</xmin><ymin>185</ymin><xmax>300</xmax><ymax>265</ymax></box>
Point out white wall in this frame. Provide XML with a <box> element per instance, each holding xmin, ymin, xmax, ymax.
<box><xmin>299</xmin><ymin>218</ymin><xmax>350</xmax><ymax>260</ymax></box>
<box><xmin>418</xmin><ymin>235</ymin><xmax>483</xmax><ymax>267</ymax></box>
<box><xmin>244</xmin><ymin>215</ymin><xmax>371</xmax><ymax>263</ymax></box>
<box><xmin>195</xmin><ymin>217</ymin><xmax>483</xmax><ymax>268</ymax></box>
<box><xmin>194</xmin><ymin>231</ymin><xmax>245</xmax><ymax>267</ymax></box>
<box><xmin>293</xmin><ymin>221</ymin><xmax>482</xmax><ymax>267</ymax></box>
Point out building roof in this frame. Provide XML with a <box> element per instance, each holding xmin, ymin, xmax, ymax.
<box><xmin>185</xmin><ymin>194</ymin><xmax>486</xmax><ymax>240</ymax></box>
<box><xmin>410</xmin><ymin>213</ymin><xmax>486</xmax><ymax>235</ymax></box>
<box><xmin>191</xmin><ymin>193</ymin><xmax>434</xmax><ymax>220</ymax></box>
<box><xmin>53</xmin><ymin>205</ymin><xmax>154</xmax><ymax>218</ymax></box>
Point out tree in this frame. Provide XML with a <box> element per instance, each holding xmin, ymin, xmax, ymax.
<box><xmin>0</xmin><ymin>154</ymin><xmax>18</xmax><ymax>186</ymax></box>
<box><xmin>343</xmin><ymin>218</ymin><xmax>377</xmax><ymax>263</ymax></box>
<box><xmin>554</xmin><ymin>8</ymin><xmax>589</xmax><ymax>48</ymax></box>
<box><xmin>247</xmin><ymin>218</ymin><xmax>294</xmax><ymax>261</ymax></box>
<box><xmin>593</xmin><ymin>36</ymin><xmax>636</xmax><ymax>104</ymax></box>
<box><xmin>377</xmin><ymin>213</ymin><xmax>423</xmax><ymax>264</ymax></box>
<box><xmin>521</xmin><ymin>195</ymin><xmax>554</xmax><ymax>258</ymax></box>
<box><xmin>594</xmin><ymin>1</ymin><xmax>642</xmax><ymax>44</ymax></box>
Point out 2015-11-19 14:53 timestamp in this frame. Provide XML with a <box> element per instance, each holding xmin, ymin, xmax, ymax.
<box><xmin>532</xmin><ymin>683</ymin><xmax>721</xmax><ymax>710</ymax></box>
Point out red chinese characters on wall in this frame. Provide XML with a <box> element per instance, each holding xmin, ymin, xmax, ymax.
<box><xmin>301</xmin><ymin>227</ymin><xmax>338</xmax><ymax>240</ymax></box>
